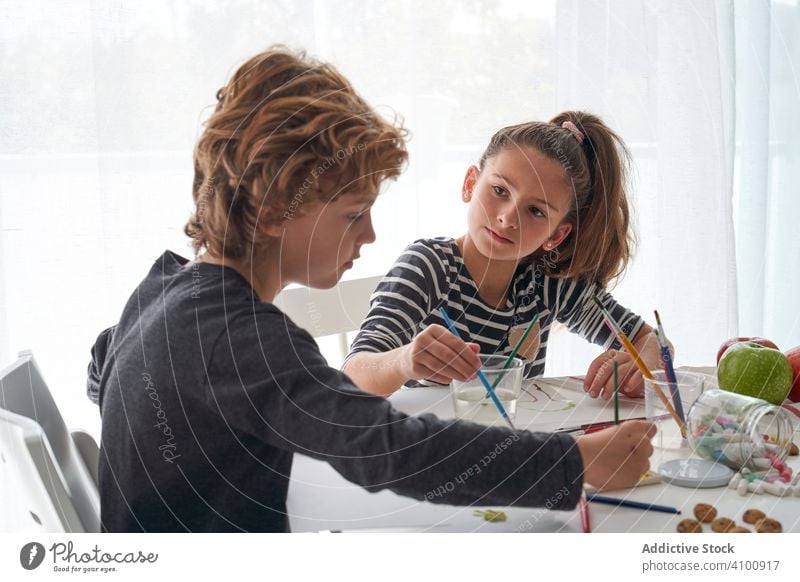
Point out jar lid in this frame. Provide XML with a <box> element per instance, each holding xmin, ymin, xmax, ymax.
<box><xmin>657</xmin><ymin>459</ymin><xmax>734</xmax><ymax>488</ymax></box>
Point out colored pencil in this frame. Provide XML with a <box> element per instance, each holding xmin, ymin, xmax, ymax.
<box><xmin>491</xmin><ymin>312</ymin><xmax>540</xmax><ymax>390</ymax></box>
<box><xmin>591</xmin><ymin>296</ymin><xmax>685</xmax><ymax>437</ymax></box>
<box><xmin>585</xmin><ymin>494</ymin><xmax>681</xmax><ymax>515</ymax></box>
<box><xmin>591</xmin><ymin>296</ymin><xmax>653</xmax><ymax>380</ymax></box>
<box><xmin>579</xmin><ymin>494</ymin><xmax>591</xmax><ymax>533</ymax></box>
<box><xmin>613</xmin><ymin>360</ymin><xmax>619</xmax><ymax>425</ymax></box>
<box><xmin>438</xmin><ymin>307</ymin><xmax>515</xmax><ymax>430</ymax></box>
<box><xmin>556</xmin><ymin>417</ymin><xmax>648</xmax><ymax>435</ymax></box>
<box><xmin>654</xmin><ymin>310</ymin><xmax>686</xmax><ymax>424</ymax></box>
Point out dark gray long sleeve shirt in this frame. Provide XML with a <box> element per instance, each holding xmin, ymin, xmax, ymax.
<box><xmin>87</xmin><ymin>251</ymin><xmax>584</xmax><ymax>532</ymax></box>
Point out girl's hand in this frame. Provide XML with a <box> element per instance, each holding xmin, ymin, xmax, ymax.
<box><xmin>584</xmin><ymin>330</ymin><xmax>664</xmax><ymax>399</ymax></box>
<box><xmin>584</xmin><ymin>349</ymin><xmax>638</xmax><ymax>399</ymax></box>
<box><xmin>401</xmin><ymin>324</ymin><xmax>481</xmax><ymax>385</ymax></box>
<box><xmin>575</xmin><ymin>420</ymin><xmax>656</xmax><ymax>490</ymax></box>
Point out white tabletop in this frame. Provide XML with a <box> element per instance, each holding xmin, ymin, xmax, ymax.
<box><xmin>287</xmin><ymin>369</ymin><xmax>800</xmax><ymax>533</ymax></box>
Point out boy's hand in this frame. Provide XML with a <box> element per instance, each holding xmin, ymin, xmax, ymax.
<box><xmin>575</xmin><ymin>420</ymin><xmax>656</xmax><ymax>491</ymax></box>
<box><xmin>401</xmin><ymin>324</ymin><xmax>481</xmax><ymax>385</ymax></box>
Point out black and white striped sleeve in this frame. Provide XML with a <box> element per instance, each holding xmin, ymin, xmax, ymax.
<box><xmin>544</xmin><ymin>277</ymin><xmax>646</xmax><ymax>350</ymax></box>
<box><xmin>344</xmin><ymin>242</ymin><xmax>447</xmax><ymax>366</ymax></box>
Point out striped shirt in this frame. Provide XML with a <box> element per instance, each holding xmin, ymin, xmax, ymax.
<box><xmin>345</xmin><ymin>237</ymin><xmax>645</xmax><ymax>385</ymax></box>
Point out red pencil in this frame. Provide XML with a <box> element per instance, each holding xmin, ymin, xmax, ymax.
<box><xmin>557</xmin><ymin>417</ymin><xmax>648</xmax><ymax>435</ymax></box>
<box><xmin>579</xmin><ymin>494</ymin><xmax>591</xmax><ymax>533</ymax></box>
<box><xmin>584</xmin><ymin>425</ymin><xmax>610</xmax><ymax>435</ymax></box>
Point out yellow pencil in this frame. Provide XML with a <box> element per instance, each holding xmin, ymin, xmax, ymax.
<box><xmin>592</xmin><ymin>297</ymin><xmax>686</xmax><ymax>437</ymax></box>
<box><xmin>614</xmin><ymin>330</ymin><xmax>654</xmax><ymax>380</ymax></box>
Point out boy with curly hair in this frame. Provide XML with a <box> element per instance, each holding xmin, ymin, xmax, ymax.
<box><xmin>87</xmin><ymin>47</ymin><xmax>654</xmax><ymax>532</ymax></box>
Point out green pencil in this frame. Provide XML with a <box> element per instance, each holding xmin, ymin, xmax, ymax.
<box><xmin>491</xmin><ymin>312</ymin><xmax>540</xmax><ymax>390</ymax></box>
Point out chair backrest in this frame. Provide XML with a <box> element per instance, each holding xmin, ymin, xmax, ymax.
<box><xmin>274</xmin><ymin>275</ymin><xmax>382</xmax><ymax>359</ymax></box>
<box><xmin>0</xmin><ymin>409</ymin><xmax>85</xmax><ymax>532</ymax></box>
<box><xmin>0</xmin><ymin>352</ymin><xmax>100</xmax><ymax>532</ymax></box>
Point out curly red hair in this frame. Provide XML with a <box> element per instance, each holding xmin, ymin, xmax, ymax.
<box><xmin>185</xmin><ymin>46</ymin><xmax>408</xmax><ymax>259</ymax></box>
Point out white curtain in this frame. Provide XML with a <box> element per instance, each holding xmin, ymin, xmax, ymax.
<box><xmin>546</xmin><ymin>0</ymin><xmax>740</xmax><ymax>375</ymax></box>
<box><xmin>1</xmin><ymin>0</ymin><xmax>797</xmax><ymax>439</ymax></box>
<box><xmin>733</xmin><ymin>0</ymin><xmax>800</xmax><ymax>348</ymax></box>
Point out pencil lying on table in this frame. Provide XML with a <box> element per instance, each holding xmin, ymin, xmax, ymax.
<box><xmin>591</xmin><ymin>296</ymin><xmax>686</xmax><ymax>437</ymax></box>
<box><xmin>556</xmin><ymin>417</ymin><xmax>649</xmax><ymax>435</ymax></box>
<box><xmin>579</xmin><ymin>494</ymin><xmax>591</xmax><ymax>533</ymax></box>
<box><xmin>585</xmin><ymin>494</ymin><xmax>681</xmax><ymax>515</ymax></box>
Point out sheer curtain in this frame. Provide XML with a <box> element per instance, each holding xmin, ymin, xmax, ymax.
<box><xmin>545</xmin><ymin>0</ymin><xmax>740</xmax><ymax>374</ymax></box>
<box><xmin>733</xmin><ymin>0</ymin><xmax>800</xmax><ymax>349</ymax></box>
<box><xmin>1</xmin><ymin>0</ymin><xmax>797</xmax><ymax>439</ymax></box>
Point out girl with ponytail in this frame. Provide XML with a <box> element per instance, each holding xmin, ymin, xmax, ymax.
<box><xmin>345</xmin><ymin>112</ymin><xmax>666</xmax><ymax>399</ymax></box>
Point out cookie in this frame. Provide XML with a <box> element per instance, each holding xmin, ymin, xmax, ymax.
<box><xmin>693</xmin><ymin>503</ymin><xmax>718</xmax><ymax>523</ymax></box>
<box><xmin>711</xmin><ymin>517</ymin><xmax>735</xmax><ymax>532</ymax></box>
<box><xmin>742</xmin><ymin>509</ymin><xmax>766</xmax><ymax>524</ymax></box>
<box><xmin>677</xmin><ymin>519</ymin><xmax>703</xmax><ymax>533</ymax></box>
<box><xmin>755</xmin><ymin>517</ymin><xmax>782</xmax><ymax>533</ymax></box>
<box><xmin>729</xmin><ymin>526</ymin><xmax>751</xmax><ymax>533</ymax></box>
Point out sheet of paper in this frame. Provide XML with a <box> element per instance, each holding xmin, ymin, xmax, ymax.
<box><xmin>515</xmin><ymin>376</ymin><xmax>645</xmax><ymax>433</ymax></box>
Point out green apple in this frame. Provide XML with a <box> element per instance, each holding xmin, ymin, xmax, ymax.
<box><xmin>717</xmin><ymin>342</ymin><xmax>793</xmax><ymax>405</ymax></box>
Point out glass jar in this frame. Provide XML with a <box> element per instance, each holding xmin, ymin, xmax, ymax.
<box><xmin>686</xmin><ymin>389</ymin><xmax>793</xmax><ymax>472</ymax></box>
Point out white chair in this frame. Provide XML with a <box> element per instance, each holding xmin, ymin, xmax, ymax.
<box><xmin>277</xmin><ymin>275</ymin><xmax>389</xmax><ymax>530</ymax></box>
<box><xmin>0</xmin><ymin>351</ymin><xmax>100</xmax><ymax>532</ymax></box>
<box><xmin>274</xmin><ymin>275</ymin><xmax>382</xmax><ymax>358</ymax></box>
<box><xmin>0</xmin><ymin>409</ymin><xmax>85</xmax><ymax>532</ymax></box>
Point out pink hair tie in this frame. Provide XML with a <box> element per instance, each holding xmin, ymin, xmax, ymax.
<box><xmin>561</xmin><ymin>121</ymin><xmax>584</xmax><ymax>144</ymax></box>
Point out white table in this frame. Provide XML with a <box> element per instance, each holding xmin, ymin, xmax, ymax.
<box><xmin>287</xmin><ymin>369</ymin><xmax>800</xmax><ymax>532</ymax></box>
